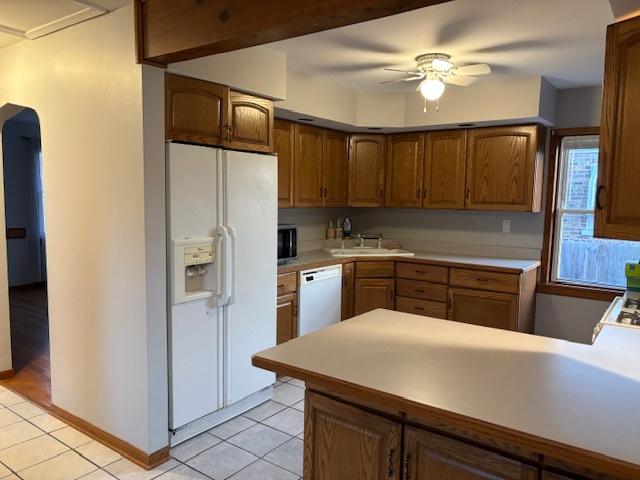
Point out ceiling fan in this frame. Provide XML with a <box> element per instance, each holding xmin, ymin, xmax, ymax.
<box><xmin>381</xmin><ymin>53</ymin><xmax>491</xmax><ymax>106</ymax></box>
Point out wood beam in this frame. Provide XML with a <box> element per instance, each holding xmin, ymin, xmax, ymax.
<box><xmin>136</xmin><ymin>0</ymin><xmax>451</xmax><ymax>65</ymax></box>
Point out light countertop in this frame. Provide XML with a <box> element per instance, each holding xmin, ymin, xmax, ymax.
<box><xmin>253</xmin><ymin>310</ymin><xmax>640</xmax><ymax>468</ymax></box>
<box><xmin>278</xmin><ymin>249</ymin><xmax>540</xmax><ymax>274</ymax></box>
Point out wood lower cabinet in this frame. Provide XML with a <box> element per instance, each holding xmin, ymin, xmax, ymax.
<box><xmin>342</xmin><ymin>262</ymin><xmax>355</xmax><ymax>320</ymax></box>
<box><xmin>466</xmin><ymin>125</ymin><xmax>544</xmax><ymax>212</ymax></box>
<box><xmin>395</xmin><ymin>296</ymin><xmax>447</xmax><ymax>319</ymax></box>
<box><xmin>385</xmin><ymin>133</ymin><xmax>424</xmax><ymax>208</ymax></box>
<box><xmin>348</xmin><ymin>134</ymin><xmax>386</xmax><ymax>207</ymax></box>
<box><xmin>294</xmin><ymin>124</ymin><xmax>323</xmax><ymax>207</ymax></box>
<box><xmin>448</xmin><ymin>287</ymin><xmax>518</xmax><ymax>331</ymax></box>
<box><xmin>274</xmin><ymin>119</ymin><xmax>294</xmax><ymax>208</ymax></box>
<box><xmin>322</xmin><ymin>129</ymin><xmax>349</xmax><ymax>207</ymax></box>
<box><xmin>276</xmin><ymin>293</ymin><xmax>297</xmax><ymax>344</ymax></box>
<box><xmin>355</xmin><ymin>279</ymin><xmax>394</xmax><ymax>315</ymax></box>
<box><xmin>304</xmin><ymin>391</ymin><xmax>401</xmax><ymax>480</ymax></box>
<box><xmin>165</xmin><ymin>73</ymin><xmax>228</xmax><ymax>146</ymax></box>
<box><xmin>423</xmin><ymin>130</ymin><xmax>467</xmax><ymax>209</ymax></box>
<box><xmin>227</xmin><ymin>90</ymin><xmax>274</xmax><ymax>152</ymax></box>
<box><xmin>404</xmin><ymin>427</ymin><xmax>538</xmax><ymax>480</ymax></box>
<box><xmin>595</xmin><ymin>15</ymin><xmax>640</xmax><ymax>240</ymax></box>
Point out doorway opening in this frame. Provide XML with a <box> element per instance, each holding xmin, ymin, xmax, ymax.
<box><xmin>1</xmin><ymin>108</ymin><xmax>50</xmax><ymax>407</ymax></box>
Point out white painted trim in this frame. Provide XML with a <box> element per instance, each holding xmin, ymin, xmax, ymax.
<box><xmin>0</xmin><ymin>25</ymin><xmax>27</xmax><ymax>38</ymax></box>
<box><xmin>25</xmin><ymin>4</ymin><xmax>107</xmax><ymax>40</ymax></box>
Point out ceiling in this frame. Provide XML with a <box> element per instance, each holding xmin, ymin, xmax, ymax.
<box><xmin>0</xmin><ymin>0</ymin><xmax>129</xmax><ymax>50</ymax></box>
<box><xmin>270</xmin><ymin>0</ymin><xmax>615</xmax><ymax>91</ymax></box>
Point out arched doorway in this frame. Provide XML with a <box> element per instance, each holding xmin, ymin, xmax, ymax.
<box><xmin>0</xmin><ymin>105</ymin><xmax>50</xmax><ymax>407</ymax></box>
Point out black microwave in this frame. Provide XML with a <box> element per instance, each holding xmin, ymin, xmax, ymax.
<box><xmin>277</xmin><ymin>224</ymin><xmax>297</xmax><ymax>264</ymax></box>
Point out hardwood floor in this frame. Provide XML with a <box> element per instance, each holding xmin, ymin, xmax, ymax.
<box><xmin>1</xmin><ymin>283</ymin><xmax>51</xmax><ymax>407</ymax></box>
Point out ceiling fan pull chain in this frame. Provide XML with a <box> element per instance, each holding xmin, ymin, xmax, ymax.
<box><xmin>423</xmin><ymin>97</ymin><xmax>427</xmax><ymax>113</ymax></box>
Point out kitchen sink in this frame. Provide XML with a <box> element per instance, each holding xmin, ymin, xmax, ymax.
<box><xmin>325</xmin><ymin>247</ymin><xmax>415</xmax><ymax>257</ymax></box>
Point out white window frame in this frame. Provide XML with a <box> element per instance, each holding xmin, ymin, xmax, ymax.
<box><xmin>551</xmin><ymin>135</ymin><xmax>602</xmax><ymax>287</ymax></box>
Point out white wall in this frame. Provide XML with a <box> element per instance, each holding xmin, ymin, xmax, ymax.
<box><xmin>2</xmin><ymin>117</ymin><xmax>42</xmax><ymax>286</ymax></box>
<box><xmin>554</xmin><ymin>86</ymin><xmax>601</xmax><ymax>129</ymax></box>
<box><xmin>0</xmin><ymin>5</ymin><xmax>167</xmax><ymax>454</ymax></box>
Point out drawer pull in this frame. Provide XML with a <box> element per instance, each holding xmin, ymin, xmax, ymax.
<box><xmin>414</xmin><ymin>306</ymin><xmax>424</xmax><ymax>311</ymax></box>
<box><xmin>415</xmin><ymin>269</ymin><xmax>426</xmax><ymax>274</ymax></box>
<box><xmin>414</xmin><ymin>288</ymin><xmax>424</xmax><ymax>294</ymax></box>
<box><xmin>403</xmin><ymin>454</ymin><xmax>410</xmax><ymax>480</ymax></box>
<box><xmin>277</xmin><ymin>283</ymin><xmax>285</xmax><ymax>288</ymax></box>
<box><xmin>387</xmin><ymin>448</ymin><xmax>394</xmax><ymax>478</ymax></box>
<box><xmin>476</xmin><ymin>277</ymin><xmax>489</xmax><ymax>284</ymax></box>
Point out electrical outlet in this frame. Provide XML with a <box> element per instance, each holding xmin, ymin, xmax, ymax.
<box><xmin>502</xmin><ymin>220</ymin><xmax>511</xmax><ymax>233</ymax></box>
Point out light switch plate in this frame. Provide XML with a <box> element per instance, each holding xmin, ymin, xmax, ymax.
<box><xmin>502</xmin><ymin>220</ymin><xmax>511</xmax><ymax>233</ymax></box>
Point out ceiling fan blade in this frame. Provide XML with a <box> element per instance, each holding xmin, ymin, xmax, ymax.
<box><xmin>384</xmin><ymin>68</ymin><xmax>422</xmax><ymax>75</ymax></box>
<box><xmin>445</xmin><ymin>75</ymin><xmax>477</xmax><ymax>87</ymax></box>
<box><xmin>453</xmin><ymin>63</ymin><xmax>491</xmax><ymax>76</ymax></box>
<box><xmin>379</xmin><ymin>76</ymin><xmax>423</xmax><ymax>85</ymax></box>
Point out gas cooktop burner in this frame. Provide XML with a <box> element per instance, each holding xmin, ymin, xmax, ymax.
<box><xmin>624</xmin><ymin>297</ymin><xmax>640</xmax><ymax>309</ymax></box>
<box><xmin>618</xmin><ymin>310</ymin><xmax>640</xmax><ymax>326</ymax></box>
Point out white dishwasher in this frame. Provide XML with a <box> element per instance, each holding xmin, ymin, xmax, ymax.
<box><xmin>298</xmin><ymin>264</ymin><xmax>343</xmax><ymax>336</ymax></box>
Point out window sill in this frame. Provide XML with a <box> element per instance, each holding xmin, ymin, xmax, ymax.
<box><xmin>537</xmin><ymin>282</ymin><xmax>622</xmax><ymax>302</ymax></box>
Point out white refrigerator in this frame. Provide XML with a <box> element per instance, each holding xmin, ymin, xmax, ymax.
<box><xmin>167</xmin><ymin>142</ymin><xmax>276</xmax><ymax>443</ymax></box>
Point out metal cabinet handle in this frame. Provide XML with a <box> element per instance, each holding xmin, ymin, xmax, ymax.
<box><xmin>476</xmin><ymin>277</ymin><xmax>489</xmax><ymax>284</ymax></box>
<box><xmin>422</xmin><ymin>188</ymin><xmax>427</xmax><ymax>199</ymax></box>
<box><xmin>277</xmin><ymin>283</ymin><xmax>284</xmax><ymax>288</ymax></box>
<box><xmin>389</xmin><ymin>289</ymin><xmax>394</xmax><ymax>301</ymax></box>
<box><xmin>596</xmin><ymin>185</ymin><xmax>605</xmax><ymax>210</ymax></box>
<box><xmin>416</xmin><ymin>187</ymin><xmax>420</xmax><ymax>199</ymax></box>
<box><xmin>403</xmin><ymin>454</ymin><xmax>410</xmax><ymax>480</ymax></box>
<box><xmin>414</xmin><ymin>306</ymin><xmax>425</xmax><ymax>311</ymax></box>
<box><xmin>387</xmin><ymin>448</ymin><xmax>394</xmax><ymax>478</ymax></box>
<box><xmin>380</xmin><ymin>188</ymin><xmax>384</xmax><ymax>199</ymax></box>
<box><xmin>415</xmin><ymin>269</ymin><xmax>426</xmax><ymax>274</ymax></box>
<box><xmin>414</xmin><ymin>288</ymin><xmax>424</xmax><ymax>294</ymax></box>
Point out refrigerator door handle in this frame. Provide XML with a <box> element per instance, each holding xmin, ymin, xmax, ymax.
<box><xmin>226</xmin><ymin>224</ymin><xmax>237</xmax><ymax>305</ymax></box>
<box><xmin>214</xmin><ymin>227</ymin><xmax>225</xmax><ymax>299</ymax></box>
<box><xmin>217</xmin><ymin>225</ymin><xmax>232</xmax><ymax>306</ymax></box>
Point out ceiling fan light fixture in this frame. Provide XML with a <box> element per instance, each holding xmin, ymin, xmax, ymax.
<box><xmin>419</xmin><ymin>78</ymin><xmax>445</xmax><ymax>101</ymax></box>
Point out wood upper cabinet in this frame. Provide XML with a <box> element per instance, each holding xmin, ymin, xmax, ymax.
<box><xmin>165</xmin><ymin>73</ymin><xmax>228</xmax><ymax>146</ymax></box>
<box><xmin>342</xmin><ymin>262</ymin><xmax>355</xmax><ymax>320</ymax></box>
<box><xmin>466</xmin><ymin>125</ymin><xmax>543</xmax><ymax>212</ymax></box>
<box><xmin>165</xmin><ymin>74</ymin><xmax>274</xmax><ymax>153</ymax></box>
<box><xmin>348</xmin><ymin>134</ymin><xmax>386</xmax><ymax>207</ymax></box>
<box><xmin>274</xmin><ymin>119</ymin><xmax>295</xmax><ymax>208</ymax></box>
<box><xmin>448</xmin><ymin>287</ymin><xmax>518</xmax><ymax>331</ymax></box>
<box><xmin>276</xmin><ymin>293</ymin><xmax>297</xmax><ymax>345</ymax></box>
<box><xmin>385</xmin><ymin>133</ymin><xmax>424</xmax><ymax>208</ymax></box>
<box><xmin>322</xmin><ymin>129</ymin><xmax>349</xmax><ymax>207</ymax></box>
<box><xmin>294</xmin><ymin>124</ymin><xmax>323</xmax><ymax>207</ymax></box>
<box><xmin>541</xmin><ymin>473</ymin><xmax>574</xmax><ymax>480</ymax></box>
<box><xmin>304</xmin><ymin>391</ymin><xmax>401</xmax><ymax>480</ymax></box>
<box><xmin>355</xmin><ymin>278</ymin><xmax>394</xmax><ymax>315</ymax></box>
<box><xmin>595</xmin><ymin>15</ymin><xmax>640</xmax><ymax>240</ymax></box>
<box><xmin>404</xmin><ymin>427</ymin><xmax>538</xmax><ymax>480</ymax></box>
<box><xmin>227</xmin><ymin>90</ymin><xmax>274</xmax><ymax>152</ymax></box>
<box><xmin>423</xmin><ymin>130</ymin><xmax>467</xmax><ymax>209</ymax></box>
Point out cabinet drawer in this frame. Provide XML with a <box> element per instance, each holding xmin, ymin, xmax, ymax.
<box><xmin>449</xmin><ymin>268</ymin><xmax>519</xmax><ymax>294</ymax></box>
<box><xmin>277</xmin><ymin>272</ymin><xmax>297</xmax><ymax>296</ymax></box>
<box><xmin>396</xmin><ymin>262</ymin><xmax>448</xmax><ymax>283</ymax></box>
<box><xmin>396</xmin><ymin>296</ymin><xmax>447</xmax><ymax>319</ymax></box>
<box><xmin>355</xmin><ymin>261</ymin><xmax>394</xmax><ymax>278</ymax></box>
<box><xmin>396</xmin><ymin>279</ymin><xmax>448</xmax><ymax>302</ymax></box>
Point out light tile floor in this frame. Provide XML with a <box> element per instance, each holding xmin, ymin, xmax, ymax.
<box><xmin>0</xmin><ymin>378</ymin><xmax>304</xmax><ymax>479</ymax></box>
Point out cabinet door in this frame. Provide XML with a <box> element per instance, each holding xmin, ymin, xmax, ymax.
<box><xmin>294</xmin><ymin>124</ymin><xmax>323</xmax><ymax>207</ymax></box>
<box><xmin>385</xmin><ymin>133</ymin><xmax>424</xmax><ymax>208</ymax></box>
<box><xmin>227</xmin><ymin>91</ymin><xmax>274</xmax><ymax>152</ymax></box>
<box><xmin>165</xmin><ymin>73</ymin><xmax>227</xmax><ymax>146</ymax></box>
<box><xmin>466</xmin><ymin>125</ymin><xmax>543</xmax><ymax>212</ymax></box>
<box><xmin>355</xmin><ymin>278</ymin><xmax>394</xmax><ymax>315</ymax></box>
<box><xmin>342</xmin><ymin>262</ymin><xmax>355</xmax><ymax>320</ymax></box>
<box><xmin>595</xmin><ymin>16</ymin><xmax>640</xmax><ymax>240</ymax></box>
<box><xmin>404</xmin><ymin>427</ymin><xmax>538</xmax><ymax>480</ymax></box>
<box><xmin>276</xmin><ymin>293</ymin><xmax>297</xmax><ymax>344</ymax></box>
<box><xmin>348</xmin><ymin>134</ymin><xmax>386</xmax><ymax>207</ymax></box>
<box><xmin>322</xmin><ymin>129</ymin><xmax>349</xmax><ymax>207</ymax></box>
<box><xmin>274</xmin><ymin>119</ymin><xmax>295</xmax><ymax>208</ymax></box>
<box><xmin>448</xmin><ymin>287</ymin><xmax>518</xmax><ymax>331</ymax></box>
<box><xmin>423</xmin><ymin>130</ymin><xmax>467</xmax><ymax>209</ymax></box>
<box><xmin>304</xmin><ymin>391</ymin><xmax>401</xmax><ymax>480</ymax></box>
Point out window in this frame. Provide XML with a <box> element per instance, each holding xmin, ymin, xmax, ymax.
<box><xmin>545</xmin><ymin>130</ymin><xmax>640</xmax><ymax>292</ymax></box>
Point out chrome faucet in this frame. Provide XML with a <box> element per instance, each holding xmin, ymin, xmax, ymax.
<box><xmin>355</xmin><ymin>233</ymin><xmax>383</xmax><ymax>248</ymax></box>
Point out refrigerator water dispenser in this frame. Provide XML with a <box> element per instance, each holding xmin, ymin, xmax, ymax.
<box><xmin>171</xmin><ymin>237</ymin><xmax>218</xmax><ymax>304</ymax></box>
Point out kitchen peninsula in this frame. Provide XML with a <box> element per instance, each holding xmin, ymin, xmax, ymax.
<box><xmin>253</xmin><ymin>310</ymin><xmax>640</xmax><ymax>480</ymax></box>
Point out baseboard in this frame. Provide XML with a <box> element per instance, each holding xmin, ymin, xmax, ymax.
<box><xmin>50</xmin><ymin>404</ymin><xmax>170</xmax><ymax>470</ymax></box>
<box><xmin>0</xmin><ymin>369</ymin><xmax>15</xmax><ymax>380</ymax></box>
